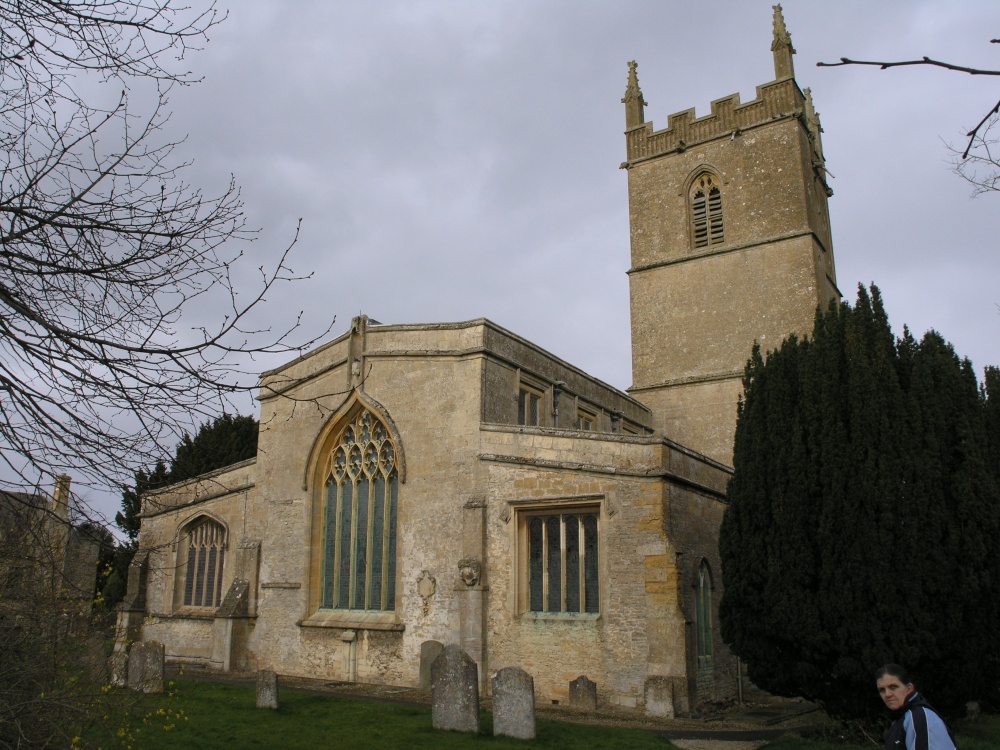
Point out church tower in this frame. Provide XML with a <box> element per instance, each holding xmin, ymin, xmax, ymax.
<box><xmin>623</xmin><ymin>5</ymin><xmax>839</xmax><ymax>464</ymax></box>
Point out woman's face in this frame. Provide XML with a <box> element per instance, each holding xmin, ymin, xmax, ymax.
<box><xmin>876</xmin><ymin>673</ymin><xmax>915</xmax><ymax>710</ymax></box>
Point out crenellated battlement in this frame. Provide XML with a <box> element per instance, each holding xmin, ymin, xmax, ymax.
<box><xmin>624</xmin><ymin>77</ymin><xmax>805</xmax><ymax>165</ymax></box>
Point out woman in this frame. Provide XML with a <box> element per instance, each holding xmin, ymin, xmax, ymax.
<box><xmin>875</xmin><ymin>664</ymin><xmax>956</xmax><ymax>750</ymax></box>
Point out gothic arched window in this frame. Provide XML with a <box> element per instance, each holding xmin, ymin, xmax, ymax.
<box><xmin>182</xmin><ymin>518</ymin><xmax>226</xmax><ymax>608</ymax></box>
<box><xmin>696</xmin><ymin>560</ymin><xmax>714</xmax><ymax>668</ymax></box>
<box><xmin>690</xmin><ymin>173</ymin><xmax>725</xmax><ymax>248</ymax></box>
<box><xmin>321</xmin><ymin>408</ymin><xmax>398</xmax><ymax>611</ymax></box>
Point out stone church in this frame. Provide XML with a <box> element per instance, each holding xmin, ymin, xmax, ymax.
<box><xmin>120</xmin><ymin>7</ymin><xmax>839</xmax><ymax>716</ymax></box>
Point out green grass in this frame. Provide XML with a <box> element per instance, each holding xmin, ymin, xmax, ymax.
<box><xmin>760</xmin><ymin>714</ymin><xmax>1000</xmax><ymax>749</ymax></box>
<box><xmin>120</xmin><ymin>679</ymin><xmax>680</xmax><ymax>749</ymax></box>
<box><xmin>100</xmin><ymin>680</ymin><xmax>1000</xmax><ymax>750</ymax></box>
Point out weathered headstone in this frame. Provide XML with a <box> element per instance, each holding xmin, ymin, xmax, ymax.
<box><xmin>644</xmin><ymin>676</ymin><xmax>674</xmax><ymax>718</ymax></box>
<box><xmin>419</xmin><ymin>640</ymin><xmax>444</xmax><ymax>690</ymax></box>
<box><xmin>127</xmin><ymin>640</ymin><xmax>165</xmax><ymax>694</ymax></box>
<box><xmin>108</xmin><ymin>649</ymin><xmax>128</xmax><ymax>688</ymax></box>
<box><xmin>569</xmin><ymin>675</ymin><xmax>597</xmax><ymax>711</ymax></box>
<box><xmin>256</xmin><ymin>669</ymin><xmax>280</xmax><ymax>709</ymax></box>
<box><xmin>431</xmin><ymin>644</ymin><xmax>480</xmax><ymax>733</ymax></box>
<box><xmin>492</xmin><ymin>667</ymin><xmax>535</xmax><ymax>740</ymax></box>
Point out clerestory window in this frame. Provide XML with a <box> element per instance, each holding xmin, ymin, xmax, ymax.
<box><xmin>182</xmin><ymin>518</ymin><xmax>226</xmax><ymax>608</ymax></box>
<box><xmin>522</xmin><ymin>508</ymin><xmax>600</xmax><ymax>614</ymax></box>
<box><xmin>518</xmin><ymin>384</ymin><xmax>544</xmax><ymax>427</ymax></box>
<box><xmin>691</xmin><ymin>173</ymin><xmax>724</xmax><ymax>248</ymax></box>
<box><xmin>321</xmin><ymin>408</ymin><xmax>398</xmax><ymax>611</ymax></box>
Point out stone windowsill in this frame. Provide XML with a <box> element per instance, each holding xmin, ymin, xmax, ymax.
<box><xmin>519</xmin><ymin>611</ymin><xmax>601</xmax><ymax>624</ymax></box>
<box><xmin>299</xmin><ymin>610</ymin><xmax>404</xmax><ymax>632</ymax></box>
<box><xmin>167</xmin><ymin>608</ymin><xmax>219</xmax><ymax>621</ymax></box>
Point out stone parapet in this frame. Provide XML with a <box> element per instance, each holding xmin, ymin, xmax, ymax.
<box><xmin>624</xmin><ymin>78</ymin><xmax>804</xmax><ymax>165</ymax></box>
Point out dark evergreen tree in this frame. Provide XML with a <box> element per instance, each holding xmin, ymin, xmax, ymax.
<box><xmin>720</xmin><ymin>285</ymin><xmax>1000</xmax><ymax>718</ymax></box>
<box><xmin>168</xmin><ymin>413</ymin><xmax>260</xmax><ymax>483</ymax></box>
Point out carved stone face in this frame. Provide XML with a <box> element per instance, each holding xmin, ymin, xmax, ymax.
<box><xmin>458</xmin><ymin>557</ymin><xmax>481</xmax><ymax>587</ymax></box>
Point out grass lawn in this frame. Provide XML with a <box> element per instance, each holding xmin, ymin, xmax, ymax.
<box><xmin>103</xmin><ymin>679</ymin><xmax>1000</xmax><ymax>750</ymax></box>
<box><xmin>119</xmin><ymin>679</ymin><xmax>680</xmax><ymax>749</ymax></box>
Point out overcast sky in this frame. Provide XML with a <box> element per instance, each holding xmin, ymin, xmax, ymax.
<box><xmin>78</xmin><ymin>0</ymin><xmax>1000</xmax><ymax>521</ymax></box>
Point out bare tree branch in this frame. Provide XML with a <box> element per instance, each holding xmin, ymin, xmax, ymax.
<box><xmin>0</xmin><ymin>1</ymin><xmax>333</xmax><ymax>501</ymax></box>
<box><xmin>818</xmin><ymin>40</ymin><xmax>1000</xmax><ymax>163</ymax></box>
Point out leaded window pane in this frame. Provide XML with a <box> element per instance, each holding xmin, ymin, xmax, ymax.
<box><xmin>369</xmin><ymin>475</ymin><xmax>386</xmax><ymax>609</ymax></box>
<box><xmin>385</xmin><ymin>474</ymin><xmax>398</xmax><ymax>611</ymax></box>
<box><xmin>214</xmin><ymin>549</ymin><xmax>225</xmax><ymax>607</ymax></box>
<box><xmin>184</xmin><ymin>547</ymin><xmax>196</xmax><ymax>606</ymax></box>
<box><xmin>353</xmin><ymin>476</ymin><xmax>370</xmax><ymax>609</ymax></box>
<box><xmin>337</xmin><ymin>479</ymin><xmax>353</xmax><ymax>609</ymax></box>
<box><xmin>546</xmin><ymin>517</ymin><xmax>561</xmax><ymax>612</ymax></box>
<box><xmin>528</xmin><ymin>517</ymin><xmax>543</xmax><ymax>611</ymax></box>
<box><xmin>322</xmin><ymin>481</ymin><xmax>337</xmax><ymax>608</ymax></box>
<box><xmin>565</xmin><ymin>515</ymin><xmax>580</xmax><ymax>613</ymax></box>
<box><xmin>205</xmin><ymin>547</ymin><xmax>217</xmax><ymax>607</ymax></box>
<box><xmin>194</xmin><ymin>547</ymin><xmax>207</xmax><ymax>606</ymax></box>
<box><xmin>583</xmin><ymin>515</ymin><xmax>599</xmax><ymax>613</ymax></box>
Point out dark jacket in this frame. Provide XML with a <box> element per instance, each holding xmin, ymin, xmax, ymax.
<box><xmin>884</xmin><ymin>692</ymin><xmax>956</xmax><ymax>750</ymax></box>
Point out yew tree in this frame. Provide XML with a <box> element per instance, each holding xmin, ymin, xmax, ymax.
<box><xmin>719</xmin><ymin>285</ymin><xmax>1000</xmax><ymax>719</ymax></box>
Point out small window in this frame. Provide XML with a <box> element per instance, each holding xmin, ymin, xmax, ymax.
<box><xmin>691</xmin><ymin>174</ymin><xmax>724</xmax><ymax>248</ymax></box>
<box><xmin>183</xmin><ymin>518</ymin><xmax>226</xmax><ymax>608</ymax></box>
<box><xmin>522</xmin><ymin>509</ymin><xmax>599</xmax><ymax>614</ymax></box>
<box><xmin>696</xmin><ymin>561</ymin><xmax>714</xmax><ymax>668</ymax></box>
<box><xmin>577</xmin><ymin>409</ymin><xmax>595</xmax><ymax>431</ymax></box>
<box><xmin>518</xmin><ymin>384</ymin><xmax>543</xmax><ymax>427</ymax></box>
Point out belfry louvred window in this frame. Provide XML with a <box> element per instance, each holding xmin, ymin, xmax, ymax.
<box><xmin>691</xmin><ymin>174</ymin><xmax>724</xmax><ymax>248</ymax></box>
<box><xmin>321</xmin><ymin>408</ymin><xmax>398</xmax><ymax>611</ymax></box>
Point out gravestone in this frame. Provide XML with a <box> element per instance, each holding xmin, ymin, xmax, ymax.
<box><xmin>256</xmin><ymin>670</ymin><xmax>280</xmax><ymax>709</ymax></box>
<box><xmin>569</xmin><ymin>675</ymin><xmax>597</xmax><ymax>711</ymax></box>
<box><xmin>127</xmin><ymin>640</ymin><xmax>165</xmax><ymax>694</ymax></box>
<box><xmin>491</xmin><ymin>667</ymin><xmax>535</xmax><ymax>740</ymax></box>
<box><xmin>431</xmin><ymin>645</ymin><xmax>480</xmax><ymax>733</ymax></box>
<box><xmin>644</xmin><ymin>676</ymin><xmax>674</xmax><ymax>718</ymax></box>
<box><xmin>108</xmin><ymin>650</ymin><xmax>128</xmax><ymax>688</ymax></box>
<box><xmin>419</xmin><ymin>640</ymin><xmax>444</xmax><ymax>690</ymax></box>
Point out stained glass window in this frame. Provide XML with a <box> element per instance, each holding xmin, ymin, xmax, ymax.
<box><xmin>321</xmin><ymin>408</ymin><xmax>398</xmax><ymax>611</ymax></box>
<box><xmin>183</xmin><ymin>518</ymin><xmax>226</xmax><ymax>608</ymax></box>
<box><xmin>525</xmin><ymin>509</ymin><xmax>599</xmax><ymax>613</ymax></box>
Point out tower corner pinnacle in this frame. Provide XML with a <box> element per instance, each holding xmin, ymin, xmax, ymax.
<box><xmin>622</xmin><ymin>60</ymin><xmax>647</xmax><ymax>129</ymax></box>
<box><xmin>771</xmin><ymin>5</ymin><xmax>796</xmax><ymax>80</ymax></box>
